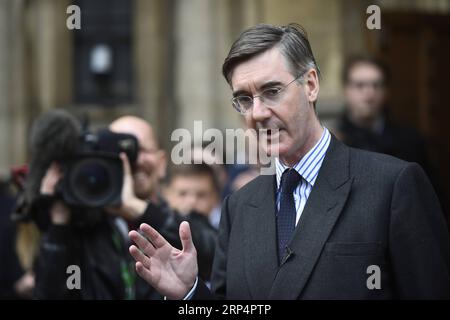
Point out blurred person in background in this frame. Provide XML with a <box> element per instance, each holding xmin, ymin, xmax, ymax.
<box><xmin>337</xmin><ymin>56</ymin><xmax>447</xmax><ymax>213</ymax></box>
<box><xmin>110</xmin><ymin>117</ymin><xmax>217</xmax><ymax>281</ymax></box>
<box><xmin>0</xmin><ymin>166</ymin><xmax>39</xmax><ymax>300</ymax></box>
<box><xmin>337</xmin><ymin>55</ymin><xmax>429</xmax><ymax>168</ymax></box>
<box><xmin>0</xmin><ymin>174</ymin><xmax>35</xmax><ymax>300</ymax></box>
<box><xmin>164</xmin><ymin>163</ymin><xmax>220</xmax><ymax>219</ymax></box>
<box><xmin>230</xmin><ymin>167</ymin><xmax>259</xmax><ymax>193</ymax></box>
<box><xmin>29</xmin><ymin>112</ymin><xmax>216</xmax><ymax>299</ymax></box>
<box><xmin>191</xmin><ymin>145</ymin><xmax>227</xmax><ymax>229</ymax></box>
<box><xmin>163</xmin><ymin>163</ymin><xmax>218</xmax><ymax>280</ymax></box>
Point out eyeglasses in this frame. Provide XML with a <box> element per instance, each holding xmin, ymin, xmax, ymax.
<box><xmin>231</xmin><ymin>74</ymin><xmax>303</xmax><ymax>114</ymax></box>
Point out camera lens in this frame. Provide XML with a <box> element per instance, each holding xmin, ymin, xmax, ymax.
<box><xmin>69</xmin><ymin>158</ymin><xmax>117</xmax><ymax>207</ymax></box>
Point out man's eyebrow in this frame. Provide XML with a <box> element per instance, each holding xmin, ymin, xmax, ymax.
<box><xmin>140</xmin><ymin>145</ymin><xmax>157</xmax><ymax>153</ymax></box>
<box><xmin>260</xmin><ymin>81</ymin><xmax>283</xmax><ymax>90</ymax></box>
<box><xmin>232</xmin><ymin>81</ymin><xmax>283</xmax><ymax>97</ymax></box>
<box><xmin>232</xmin><ymin>89</ymin><xmax>249</xmax><ymax>97</ymax></box>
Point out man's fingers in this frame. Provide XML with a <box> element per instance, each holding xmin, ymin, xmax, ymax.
<box><xmin>129</xmin><ymin>230</ymin><xmax>156</xmax><ymax>256</ymax></box>
<box><xmin>179</xmin><ymin>221</ymin><xmax>195</xmax><ymax>253</ymax></box>
<box><xmin>49</xmin><ymin>161</ymin><xmax>60</xmax><ymax>172</ymax></box>
<box><xmin>135</xmin><ymin>262</ymin><xmax>156</xmax><ymax>286</ymax></box>
<box><xmin>120</xmin><ymin>152</ymin><xmax>132</xmax><ymax>177</ymax></box>
<box><xmin>41</xmin><ymin>162</ymin><xmax>63</xmax><ymax>195</ymax></box>
<box><xmin>140</xmin><ymin>223</ymin><xmax>169</xmax><ymax>249</ymax></box>
<box><xmin>129</xmin><ymin>245</ymin><xmax>151</xmax><ymax>269</ymax></box>
<box><xmin>49</xmin><ymin>162</ymin><xmax>63</xmax><ymax>179</ymax></box>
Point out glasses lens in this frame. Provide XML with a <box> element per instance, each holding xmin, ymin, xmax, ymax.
<box><xmin>233</xmin><ymin>96</ymin><xmax>252</xmax><ymax>113</ymax></box>
<box><xmin>261</xmin><ymin>88</ymin><xmax>281</xmax><ymax>106</ymax></box>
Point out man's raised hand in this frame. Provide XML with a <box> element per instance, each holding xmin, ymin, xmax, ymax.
<box><xmin>129</xmin><ymin>221</ymin><xmax>198</xmax><ymax>299</ymax></box>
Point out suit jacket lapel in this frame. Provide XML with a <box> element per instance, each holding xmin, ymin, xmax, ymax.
<box><xmin>243</xmin><ymin>174</ymin><xmax>279</xmax><ymax>299</ymax></box>
<box><xmin>269</xmin><ymin>136</ymin><xmax>353</xmax><ymax>299</ymax></box>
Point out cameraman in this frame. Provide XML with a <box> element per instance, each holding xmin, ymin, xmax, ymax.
<box><xmin>108</xmin><ymin>117</ymin><xmax>217</xmax><ymax>282</ymax></box>
<box><xmin>33</xmin><ymin>114</ymin><xmax>217</xmax><ymax>299</ymax></box>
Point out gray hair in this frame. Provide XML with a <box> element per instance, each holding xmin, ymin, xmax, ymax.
<box><xmin>222</xmin><ymin>23</ymin><xmax>321</xmax><ymax>85</ymax></box>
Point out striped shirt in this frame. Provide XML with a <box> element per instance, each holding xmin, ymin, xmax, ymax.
<box><xmin>275</xmin><ymin>127</ymin><xmax>331</xmax><ymax>225</ymax></box>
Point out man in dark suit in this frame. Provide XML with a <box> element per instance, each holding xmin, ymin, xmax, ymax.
<box><xmin>337</xmin><ymin>55</ymin><xmax>430</xmax><ymax>175</ymax></box>
<box><xmin>128</xmin><ymin>23</ymin><xmax>450</xmax><ymax>299</ymax></box>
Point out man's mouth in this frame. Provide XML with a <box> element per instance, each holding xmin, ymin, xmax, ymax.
<box><xmin>262</xmin><ymin>128</ymin><xmax>284</xmax><ymax>143</ymax></box>
<box><xmin>268</xmin><ymin>127</ymin><xmax>284</xmax><ymax>135</ymax></box>
<box><xmin>134</xmin><ymin>172</ymin><xmax>150</xmax><ymax>181</ymax></box>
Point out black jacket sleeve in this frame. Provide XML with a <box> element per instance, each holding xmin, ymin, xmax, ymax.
<box><xmin>33</xmin><ymin>225</ymin><xmax>80</xmax><ymax>299</ymax></box>
<box><xmin>192</xmin><ymin>278</ymin><xmax>215</xmax><ymax>300</ymax></box>
<box><xmin>389</xmin><ymin>163</ymin><xmax>450</xmax><ymax>298</ymax></box>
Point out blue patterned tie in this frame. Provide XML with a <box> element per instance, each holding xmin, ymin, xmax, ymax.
<box><xmin>277</xmin><ymin>168</ymin><xmax>302</xmax><ymax>264</ymax></box>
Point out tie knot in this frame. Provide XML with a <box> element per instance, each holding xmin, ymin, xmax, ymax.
<box><xmin>280</xmin><ymin>169</ymin><xmax>302</xmax><ymax>194</ymax></box>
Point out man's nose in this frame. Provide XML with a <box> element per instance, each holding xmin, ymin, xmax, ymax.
<box><xmin>186</xmin><ymin>193</ymin><xmax>196</xmax><ymax>206</ymax></box>
<box><xmin>251</xmin><ymin>97</ymin><xmax>271</xmax><ymax>122</ymax></box>
<box><xmin>136</xmin><ymin>152</ymin><xmax>145</xmax><ymax>166</ymax></box>
<box><xmin>362</xmin><ymin>82</ymin><xmax>379</xmax><ymax>94</ymax></box>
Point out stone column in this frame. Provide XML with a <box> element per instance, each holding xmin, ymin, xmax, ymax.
<box><xmin>173</xmin><ymin>0</ymin><xmax>246</xmax><ymax>144</ymax></box>
<box><xmin>262</xmin><ymin>0</ymin><xmax>345</xmax><ymax>129</ymax></box>
<box><xmin>0</xmin><ymin>0</ymin><xmax>12</xmax><ymax>175</ymax></box>
<box><xmin>31</xmin><ymin>0</ymin><xmax>72</xmax><ymax>112</ymax></box>
<box><xmin>134</xmin><ymin>0</ymin><xmax>177</xmax><ymax>149</ymax></box>
<box><xmin>9</xmin><ymin>0</ymin><xmax>28</xmax><ymax>170</ymax></box>
<box><xmin>174</xmin><ymin>0</ymin><xmax>216</xmax><ymax>134</ymax></box>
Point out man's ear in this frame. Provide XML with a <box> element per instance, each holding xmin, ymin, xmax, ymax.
<box><xmin>303</xmin><ymin>68</ymin><xmax>320</xmax><ymax>103</ymax></box>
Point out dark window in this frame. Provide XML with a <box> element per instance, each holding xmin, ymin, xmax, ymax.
<box><xmin>73</xmin><ymin>0</ymin><xmax>133</xmax><ymax>106</ymax></box>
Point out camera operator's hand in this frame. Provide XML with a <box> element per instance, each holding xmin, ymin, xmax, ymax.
<box><xmin>129</xmin><ymin>221</ymin><xmax>198</xmax><ymax>300</ymax></box>
<box><xmin>106</xmin><ymin>153</ymin><xmax>147</xmax><ymax>222</ymax></box>
<box><xmin>14</xmin><ymin>271</ymin><xmax>35</xmax><ymax>299</ymax></box>
<box><xmin>40</xmin><ymin>162</ymin><xmax>71</xmax><ymax>225</ymax></box>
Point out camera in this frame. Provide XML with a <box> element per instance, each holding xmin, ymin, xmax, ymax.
<box><xmin>59</xmin><ymin>129</ymin><xmax>138</xmax><ymax>208</ymax></box>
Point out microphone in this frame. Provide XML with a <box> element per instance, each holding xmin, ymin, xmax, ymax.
<box><xmin>281</xmin><ymin>246</ymin><xmax>295</xmax><ymax>266</ymax></box>
<box><xmin>26</xmin><ymin>109</ymin><xmax>81</xmax><ymax>205</ymax></box>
